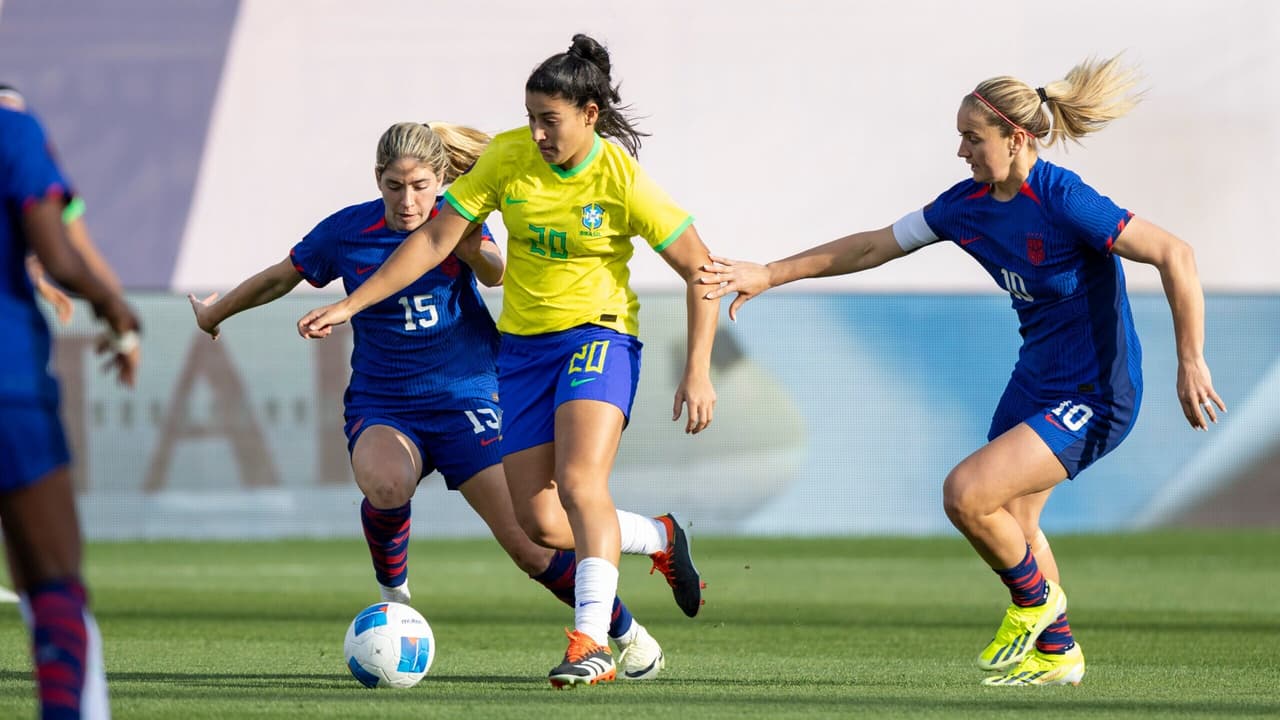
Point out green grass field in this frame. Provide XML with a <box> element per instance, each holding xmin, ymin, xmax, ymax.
<box><xmin>2</xmin><ymin>531</ymin><xmax>1278</xmax><ymax>719</ymax></box>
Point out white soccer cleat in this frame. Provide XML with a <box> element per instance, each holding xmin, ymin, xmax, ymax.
<box><xmin>615</xmin><ymin>623</ymin><xmax>666</xmax><ymax>681</ymax></box>
<box><xmin>379</xmin><ymin>582</ymin><xmax>411</xmax><ymax>605</ymax></box>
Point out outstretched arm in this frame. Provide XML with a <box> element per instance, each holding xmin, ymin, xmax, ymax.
<box><xmin>700</xmin><ymin>225</ymin><xmax>906</xmax><ymax>321</ymax></box>
<box><xmin>297</xmin><ymin>205</ymin><xmax>474</xmax><ymax>337</ymax></box>
<box><xmin>1112</xmin><ymin>217</ymin><xmax>1225</xmax><ymax>430</ymax></box>
<box><xmin>189</xmin><ymin>257</ymin><xmax>304</xmax><ymax>340</ymax></box>
<box><xmin>660</xmin><ymin>225</ymin><xmax>718</xmax><ymax>434</ymax></box>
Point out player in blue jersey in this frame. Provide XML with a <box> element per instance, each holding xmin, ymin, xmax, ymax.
<box><xmin>1</xmin><ymin>85</ymin><xmax>124</xmax><ymax>327</ymax></box>
<box><xmin>2</xmin><ymin>105</ymin><xmax>141</xmax><ymax>719</ymax></box>
<box><xmin>700</xmin><ymin>56</ymin><xmax>1226</xmax><ymax>686</ymax></box>
<box><xmin>189</xmin><ymin>121</ymin><xmax>667</xmax><ymax>680</ymax></box>
<box><xmin>298</xmin><ymin>35</ymin><xmax>717</xmax><ymax>688</ymax></box>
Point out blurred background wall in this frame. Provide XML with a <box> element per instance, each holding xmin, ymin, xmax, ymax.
<box><xmin>2</xmin><ymin>0</ymin><xmax>1276</xmax><ymax>538</ymax></box>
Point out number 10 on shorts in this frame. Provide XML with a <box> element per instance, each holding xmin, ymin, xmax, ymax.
<box><xmin>1050</xmin><ymin>400</ymin><xmax>1094</xmax><ymax>432</ymax></box>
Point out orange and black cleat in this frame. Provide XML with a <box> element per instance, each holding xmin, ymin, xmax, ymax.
<box><xmin>548</xmin><ymin>629</ymin><xmax>616</xmax><ymax>688</ymax></box>
<box><xmin>649</xmin><ymin>513</ymin><xmax>705</xmax><ymax>617</ymax></box>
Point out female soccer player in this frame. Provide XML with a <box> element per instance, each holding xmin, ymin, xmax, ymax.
<box><xmin>298</xmin><ymin>35</ymin><xmax>718</xmax><ymax>687</ymax></box>
<box><xmin>700</xmin><ymin>56</ymin><xmax>1226</xmax><ymax>686</ymax></box>
<box><xmin>191</xmin><ymin>121</ymin><xmax>665</xmax><ymax>681</ymax></box>
<box><xmin>1</xmin><ymin>85</ymin><xmax>124</xmax><ymax>327</ymax></box>
<box><xmin>2</xmin><ymin>103</ymin><xmax>141</xmax><ymax>718</ymax></box>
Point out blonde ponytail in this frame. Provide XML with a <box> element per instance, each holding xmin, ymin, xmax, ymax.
<box><xmin>966</xmin><ymin>55</ymin><xmax>1143</xmax><ymax>150</ymax></box>
<box><xmin>375</xmin><ymin>121</ymin><xmax>491</xmax><ymax>183</ymax></box>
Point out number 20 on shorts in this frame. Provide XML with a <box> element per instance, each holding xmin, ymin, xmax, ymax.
<box><xmin>568</xmin><ymin>340</ymin><xmax>609</xmax><ymax>379</ymax></box>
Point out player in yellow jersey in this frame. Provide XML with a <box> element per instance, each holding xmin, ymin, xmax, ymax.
<box><xmin>299</xmin><ymin>34</ymin><xmax>718</xmax><ymax>687</ymax></box>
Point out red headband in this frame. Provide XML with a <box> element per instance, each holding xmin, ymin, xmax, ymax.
<box><xmin>971</xmin><ymin>90</ymin><xmax>1030</xmax><ymax>136</ymax></box>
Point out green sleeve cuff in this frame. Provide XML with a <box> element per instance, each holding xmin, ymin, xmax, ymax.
<box><xmin>62</xmin><ymin>195</ymin><xmax>86</xmax><ymax>224</ymax></box>
<box><xmin>443</xmin><ymin>192</ymin><xmax>478</xmax><ymax>222</ymax></box>
<box><xmin>653</xmin><ymin>215</ymin><xmax>695</xmax><ymax>253</ymax></box>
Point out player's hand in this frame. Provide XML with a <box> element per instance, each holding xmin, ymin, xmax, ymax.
<box><xmin>188</xmin><ymin>292</ymin><xmax>221</xmax><ymax>339</ymax></box>
<box><xmin>95</xmin><ymin>300</ymin><xmax>142</xmax><ymax>387</ymax></box>
<box><xmin>38</xmin><ymin>279</ymin><xmax>75</xmax><ymax>325</ymax></box>
<box><xmin>28</xmin><ymin>255</ymin><xmax>75</xmax><ymax>324</ymax></box>
<box><xmin>698</xmin><ymin>255</ymin><xmax>772</xmax><ymax>322</ymax></box>
<box><xmin>673</xmin><ymin>371</ymin><xmax>716</xmax><ymax>435</ymax></box>
<box><xmin>1177</xmin><ymin>357</ymin><xmax>1226</xmax><ymax>431</ymax></box>
<box><xmin>297</xmin><ymin>301</ymin><xmax>351</xmax><ymax>339</ymax></box>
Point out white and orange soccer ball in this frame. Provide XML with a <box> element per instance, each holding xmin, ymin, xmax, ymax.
<box><xmin>343</xmin><ymin>602</ymin><xmax>435</xmax><ymax>689</ymax></box>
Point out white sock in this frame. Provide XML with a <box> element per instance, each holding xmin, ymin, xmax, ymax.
<box><xmin>21</xmin><ymin>594</ymin><xmax>110</xmax><ymax>719</ymax></box>
<box><xmin>573</xmin><ymin>557</ymin><xmax>617</xmax><ymax>646</ymax></box>
<box><xmin>83</xmin><ymin>610</ymin><xmax>110</xmax><ymax>720</ymax></box>
<box><xmin>613</xmin><ymin>620</ymin><xmax>640</xmax><ymax>647</ymax></box>
<box><xmin>18</xmin><ymin>595</ymin><xmax>32</xmax><ymax>628</ymax></box>
<box><xmin>616</xmin><ymin>511</ymin><xmax>667</xmax><ymax>555</ymax></box>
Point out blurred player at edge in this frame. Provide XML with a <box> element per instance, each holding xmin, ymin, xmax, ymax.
<box><xmin>2</xmin><ymin>101</ymin><xmax>142</xmax><ymax>718</ymax></box>
<box><xmin>701</xmin><ymin>56</ymin><xmax>1225</xmax><ymax>687</ymax></box>
<box><xmin>189</xmin><ymin>121</ymin><xmax>666</xmax><ymax>680</ymax></box>
<box><xmin>0</xmin><ymin>85</ymin><xmax>123</xmax><ymax>326</ymax></box>
<box><xmin>298</xmin><ymin>35</ymin><xmax>717</xmax><ymax>688</ymax></box>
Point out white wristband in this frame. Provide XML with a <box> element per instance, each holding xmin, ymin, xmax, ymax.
<box><xmin>107</xmin><ymin>329</ymin><xmax>140</xmax><ymax>354</ymax></box>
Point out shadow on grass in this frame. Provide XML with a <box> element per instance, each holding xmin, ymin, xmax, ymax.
<box><xmin>4</xmin><ymin>670</ymin><xmax>1277</xmax><ymax>716</ymax></box>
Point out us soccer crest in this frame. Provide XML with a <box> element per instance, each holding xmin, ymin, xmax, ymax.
<box><xmin>1026</xmin><ymin>233</ymin><xmax>1045</xmax><ymax>265</ymax></box>
<box><xmin>581</xmin><ymin>203</ymin><xmax>605</xmax><ymax>230</ymax></box>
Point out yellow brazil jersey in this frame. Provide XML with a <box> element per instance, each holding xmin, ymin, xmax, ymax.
<box><xmin>444</xmin><ymin>128</ymin><xmax>693</xmax><ymax>337</ymax></box>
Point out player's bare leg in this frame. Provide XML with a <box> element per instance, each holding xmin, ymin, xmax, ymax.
<box><xmin>461</xmin><ymin>464</ymin><xmax>662</xmax><ymax>679</ymax></box>
<box><xmin>0</xmin><ymin>466</ymin><xmax>109</xmax><ymax>718</ymax></box>
<box><xmin>990</xmin><ymin>489</ymin><xmax>1084</xmax><ymax>685</ymax></box>
<box><xmin>943</xmin><ymin>423</ymin><xmax>1070</xmax><ymax>674</ymax></box>
<box><xmin>351</xmin><ymin>426</ymin><xmax>421</xmax><ymax>604</ymax></box>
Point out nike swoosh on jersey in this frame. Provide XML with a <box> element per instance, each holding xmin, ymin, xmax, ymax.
<box><xmin>505</xmin><ymin>195</ymin><xmax>527</xmax><ymax>205</ymax></box>
<box><xmin>569</xmin><ymin>377</ymin><xmax>598</xmax><ymax>387</ymax></box>
<box><xmin>479</xmin><ymin>436</ymin><xmax>499</xmax><ymax>447</ymax></box>
<box><xmin>355</xmin><ymin>265</ymin><xmax>378</xmax><ymax>275</ymax></box>
<box><xmin>959</xmin><ymin>236</ymin><xmax>982</xmax><ymax>246</ymax></box>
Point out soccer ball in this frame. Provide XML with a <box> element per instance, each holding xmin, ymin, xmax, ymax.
<box><xmin>343</xmin><ymin>602</ymin><xmax>435</xmax><ymax>689</ymax></box>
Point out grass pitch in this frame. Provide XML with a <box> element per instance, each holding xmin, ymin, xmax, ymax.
<box><xmin>1</xmin><ymin>531</ymin><xmax>1277</xmax><ymax>719</ymax></box>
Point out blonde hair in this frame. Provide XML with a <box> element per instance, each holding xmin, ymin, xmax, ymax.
<box><xmin>966</xmin><ymin>55</ymin><xmax>1143</xmax><ymax>150</ymax></box>
<box><xmin>374</xmin><ymin>121</ymin><xmax>491</xmax><ymax>183</ymax></box>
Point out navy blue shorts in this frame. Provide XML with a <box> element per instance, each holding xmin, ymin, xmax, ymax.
<box><xmin>988</xmin><ymin>381</ymin><xmax>1141</xmax><ymax>478</ymax></box>
<box><xmin>344</xmin><ymin>396</ymin><xmax>502</xmax><ymax>491</ymax></box>
<box><xmin>0</xmin><ymin>399</ymin><xmax>71</xmax><ymax>492</ymax></box>
<box><xmin>497</xmin><ymin>325</ymin><xmax>642</xmax><ymax>456</ymax></box>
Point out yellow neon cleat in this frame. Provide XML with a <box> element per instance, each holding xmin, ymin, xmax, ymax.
<box><xmin>975</xmin><ymin>579</ymin><xmax>1067</xmax><ymax>672</ymax></box>
<box><xmin>982</xmin><ymin>643</ymin><xmax>1085</xmax><ymax>686</ymax></box>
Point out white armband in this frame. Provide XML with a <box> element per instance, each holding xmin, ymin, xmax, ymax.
<box><xmin>891</xmin><ymin>209</ymin><xmax>939</xmax><ymax>252</ymax></box>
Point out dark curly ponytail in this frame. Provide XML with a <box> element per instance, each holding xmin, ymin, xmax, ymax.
<box><xmin>526</xmin><ymin>33</ymin><xmax>648</xmax><ymax>157</ymax></box>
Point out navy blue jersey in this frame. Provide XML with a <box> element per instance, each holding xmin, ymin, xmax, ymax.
<box><xmin>290</xmin><ymin>197</ymin><xmax>499</xmax><ymax>410</ymax></box>
<box><xmin>0</xmin><ymin>108</ymin><xmax>70</xmax><ymax>401</ymax></box>
<box><xmin>922</xmin><ymin>159</ymin><xmax>1142</xmax><ymax>401</ymax></box>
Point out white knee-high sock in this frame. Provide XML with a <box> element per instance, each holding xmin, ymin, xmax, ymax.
<box><xmin>616</xmin><ymin>510</ymin><xmax>666</xmax><ymax>555</ymax></box>
<box><xmin>83</xmin><ymin>610</ymin><xmax>110</xmax><ymax>719</ymax></box>
<box><xmin>573</xmin><ymin>557</ymin><xmax>618</xmax><ymax>646</ymax></box>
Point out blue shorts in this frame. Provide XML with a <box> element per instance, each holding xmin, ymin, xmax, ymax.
<box><xmin>344</xmin><ymin>396</ymin><xmax>502</xmax><ymax>491</ymax></box>
<box><xmin>988</xmin><ymin>381</ymin><xmax>1141</xmax><ymax>478</ymax></box>
<box><xmin>0</xmin><ymin>399</ymin><xmax>71</xmax><ymax>492</ymax></box>
<box><xmin>497</xmin><ymin>325</ymin><xmax>642</xmax><ymax>456</ymax></box>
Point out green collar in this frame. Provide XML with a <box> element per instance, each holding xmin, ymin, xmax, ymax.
<box><xmin>550</xmin><ymin>134</ymin><xmax>602</xmax><ymax>178</ymax></box>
